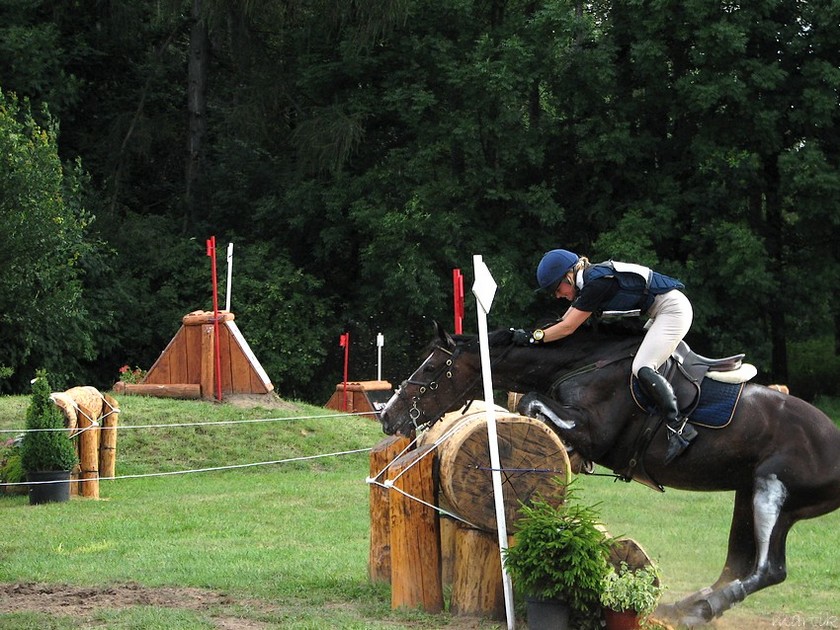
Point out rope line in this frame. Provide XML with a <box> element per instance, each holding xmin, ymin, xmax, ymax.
<box><xmin>370</xmin><ymin>478</ymin><xmax>479</xmax><ymax>529</ymax></box>
<box><xmin>0</xmin><ymin>447</ymin><xmax>372</xmax><ymax>488</ymax></box>
<box><xmin>0</xmin><ymin>411</ymin><xmax>374</xmax><ymax>434</ymax></box>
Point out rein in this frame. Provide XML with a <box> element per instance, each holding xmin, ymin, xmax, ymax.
<box><xmin>549</xmin><ymin>353</ymin><xmax>635</xmax><ymax>397</ymax></box>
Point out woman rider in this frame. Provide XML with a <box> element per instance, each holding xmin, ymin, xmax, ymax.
<box><xmin>513</xmin><ymin>248</ymin><xmax>698</xmax><ymax>464</ymax></box>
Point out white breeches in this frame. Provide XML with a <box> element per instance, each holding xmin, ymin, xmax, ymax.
<box><xmin>631</xmin><ymin>290</ymin><xmax>693</xmax><ymax>376</ymax></box>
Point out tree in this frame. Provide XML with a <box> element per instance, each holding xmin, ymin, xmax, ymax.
<box><xmin>0</xmin><ymin>89</ymin><xmax>96</xmax><ymax>391</ymax></box>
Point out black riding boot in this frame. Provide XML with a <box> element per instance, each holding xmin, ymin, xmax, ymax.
<box><xmin>637</xmin><ymin>366</ymin><xmax>698</xmax><ymax>464</ymax></box>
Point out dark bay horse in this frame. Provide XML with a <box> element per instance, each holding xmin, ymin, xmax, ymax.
<box><xmin>378</xmin><ymin>323</ymin><xmax>840</xmax><ymax>627</ymax></box>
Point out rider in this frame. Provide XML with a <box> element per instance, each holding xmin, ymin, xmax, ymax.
<box><xmin>512</xmin><ymin>248</ymin><xmax>698</xmax><ymax>464</ymax></box>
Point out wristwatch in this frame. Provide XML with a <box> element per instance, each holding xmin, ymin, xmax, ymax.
<box><xmin>532</xmin><ymin>329</ymin><xmax>545</xmax><ymax>343</ymax></box>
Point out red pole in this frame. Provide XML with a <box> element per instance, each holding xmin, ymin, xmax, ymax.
<box><xmin>340</xmin><ymin>332</ymin><xmax>350</xmax><ymax>411</ymax></box>
<box><xmin>206</xmin><ymin>236</ymin><xmax>223</xmax><ymax>402</ymax></box>
<box><xmin>452</xmin><ymin>268</ymin><xmax>465</xmax><ymax>334</ymax></box>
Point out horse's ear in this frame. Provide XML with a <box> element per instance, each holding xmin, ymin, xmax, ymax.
<box><xmin>433</xmin><ymin>320</ymin><xmax>456</xmax><ymax>349</ymax></box>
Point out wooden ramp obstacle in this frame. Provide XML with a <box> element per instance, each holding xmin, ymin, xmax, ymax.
<box><xmin>114</xmin><ymin>310</ymin><xmax>273</xmax><ymax>400</ymax></box>
<box><xmin>324</xmin><ymin>380</ymin><xmax>393</xmax><ymax>419</ymax></box>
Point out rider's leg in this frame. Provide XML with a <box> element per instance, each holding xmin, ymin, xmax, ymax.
<box><xmin>634</xmin><ymin>291</ymin><xmax>696</xmax><ymax>464</ymax></box>
<box><xmin>636</xmin><ymin>366</ymin><xmax>697</xmax><ymax>464</ymax></box>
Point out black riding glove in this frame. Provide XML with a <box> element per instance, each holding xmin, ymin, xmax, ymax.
<box><xmin>511</xmin><ymin>328</ymin><xmax>535</xmax><ymax>346</ymax></box>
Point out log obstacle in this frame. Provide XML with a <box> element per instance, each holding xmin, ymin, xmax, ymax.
<box><xmin>51</xmin><ymin>387</ymin><xmax>120</xmax><ymax>498</ymax></box>
<box><xmin>388</xmin><ymin>444</ymin><xmax>443</xmax><ymax>613</ymax></box>
<box><xmin>369</xmin><ymin>403</ymin><xmax>571</xmax><ymax>620</ymax></box>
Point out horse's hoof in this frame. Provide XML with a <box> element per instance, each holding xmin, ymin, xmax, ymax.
<box><xmin>656</xmin><ymin>598</ymin><xmax>714</xmax><ymax>627</ymax></box>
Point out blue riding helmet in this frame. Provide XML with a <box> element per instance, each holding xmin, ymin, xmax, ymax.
<box><xmin>536</xmin><ymin>249</ymin><xmax>579</xmax><ymax>291</ymax></box>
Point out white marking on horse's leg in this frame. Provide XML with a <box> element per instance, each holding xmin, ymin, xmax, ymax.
<box><xmin>753</xmin><ymin>474</ymin><xmax>787</xmax><ymax>571</ymax></box>
<box><xmin>529</xmin><ymin>399</ymin><xmax>575</xmax><ymax>430</ymax></box>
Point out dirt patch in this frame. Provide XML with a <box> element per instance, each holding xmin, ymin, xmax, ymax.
<box><xmin>223</xmin><ymin>393</ymin><xmax>300</xmax><ymax>411</ymax></box>
<box><xmin>0</xmin><ymin>582</ymin><xmax>271</xmax><ymax>629</ymax></box>
<box><xmin>0</xmin><ymin>582</ymin><xmax>832</xmax><ymax>629</ymax></box>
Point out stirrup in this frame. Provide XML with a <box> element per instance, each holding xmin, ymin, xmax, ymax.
<box><xmin>667</xmin><ymin>417</ymin><xmax>697</xmax><ymax>440</ymax></box>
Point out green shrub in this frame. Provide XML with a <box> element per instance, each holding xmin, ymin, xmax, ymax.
<box><xmin>600</xmin><ymin>561</ymin><xmax>664</xmax><ymax>616</ymax></box>
<box><xmin>19</xmin><ymin>371</ymin><xmax>78</xmax><ymax>472</ymax></box>
<box><xmin>503</xmin><ymin>480</ymin><xmax>612</xmax><ymax>613</ymax></box>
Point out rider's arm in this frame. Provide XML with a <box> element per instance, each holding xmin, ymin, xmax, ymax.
<box><xmin>541</xmin><ymin>307</ymin><xmax>592</xmax><ymax>342</ymax></box>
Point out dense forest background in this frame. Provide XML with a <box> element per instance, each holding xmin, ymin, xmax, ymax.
<box><xmin>2</xmin><ymin>0</ymin><xmax>839</xmax><ymax>404</ymax></box>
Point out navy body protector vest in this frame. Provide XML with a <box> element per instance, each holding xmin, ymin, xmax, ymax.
<box><xmin>582</xmin><ymin>261</ymin><xmax>684</xmax><ymax>315</ymax></box>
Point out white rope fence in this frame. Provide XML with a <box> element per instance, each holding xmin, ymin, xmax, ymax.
<box><xmin>0</xmin><ymin>411</ymin><xmax>367</xmax><ymax>433</ymax></box>
<box><xmin>0</xmin><ymin>410</ymin><xmax>377</xmax><ymax>489</ymax></box>
<box><xmin>365</xmin><ymin>409</ymin><xmax>482</xmax><ymax>529</ymax></box>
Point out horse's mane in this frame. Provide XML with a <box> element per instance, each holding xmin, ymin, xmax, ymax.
<box><xmin>449</xmin><ymin>320</ymin><xmax>644</xmax><ymax>358</ymax></box>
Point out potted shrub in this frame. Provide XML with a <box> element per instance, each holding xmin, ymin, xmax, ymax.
<box><xmin>503</xmin><ymin>481</ymin><xmax>613</xmax><ymax>630</ymax></box>
<box><xmin>600</xmin><ymin>561</ymin><xmax>664</xmax><ymax>630</ymax></box>
<box><xmin>19</xmin><ymin>370</ymin><xmax>78</xmax><ymax>505</ymax></box>
<box><xmin>0</xmin><ymin>436</ymin><xmax>27</xmax><ymax>494</ymax></box>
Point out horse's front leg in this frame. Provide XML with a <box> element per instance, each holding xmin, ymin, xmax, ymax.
<box><xmin>660</xmin><ymin>474</ymin><xmax>791</xmax><ymax>627</ymax></box>
<box><xmin>516</xmin><ymin>392</ymin><xmax>597</xmax><ymax>463</ymax></box>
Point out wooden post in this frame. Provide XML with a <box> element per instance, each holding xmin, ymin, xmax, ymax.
<box><xmin>389</xmin><ymin>444</ymin><xmax>443</xmax><ymax>613</ymax></box>
<box><xmin>76</xmin><ymin>403</ymin><xmax>100</xmax><ymax>499</ymax></box>
<box><xmin>368</xmin><ymin>435</ymin><xmax>412</xmax><ymax>584</ymax></box>
<box><xmin>201</xmin><ymin>323</ymin><xmax>215</xmax><ymax>400</ymax></box>
<box><xmin>99</xmin><ymin>394</ymin><xmax>119</xmax><ymax>478</ymax></box>
<box><xmin>440</xmin><ymin>517</ymin><xmax>457</xmax><ymax>586</ymax></box>
<box><xmin>450</xmin><ymin>524</ymin><xmax>506</xmax><ymax>619</ymax></box>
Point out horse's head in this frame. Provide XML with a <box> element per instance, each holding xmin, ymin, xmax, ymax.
<box><xmin>379</xmin><ymin>322</ymin><xmax>482</xmax><ymax>437</ymax></box>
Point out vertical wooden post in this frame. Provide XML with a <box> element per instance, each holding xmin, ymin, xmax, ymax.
<box><xmin>389</xmin><ymin>444</ymin><xmax>443</xmax><ymax>613</ymax></box>
<box><xmin>368</xmin><ymin>435</ymin><xmax>412</xmax><ymax>584</ymax></box>
<box><xmin>440</xmin><ymin>516</ymin><xmax>457</xmax><ymax>586</ymax></box>
<box><xmin>200</xmin><ymin>323</ymin><xmax>215</xmax><ymax>400</ymax></box>
<box><xmin>99</xmin><ymin>394</ymin><xmax>119</xmax><ymax>478</ymax></box>
<box><xmin>76</xmin><ymin>403</ymin><xmax>100</xmax><ymax>499</ymax></box>
<box><xmin>450</xmin><ymin>524</ymin><xmax>506</xmax><ymax>619</ymax></box>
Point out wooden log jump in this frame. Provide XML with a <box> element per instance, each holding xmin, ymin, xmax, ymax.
<box><xmin>388</xmin><ymin>444</ymin><xmax>443</xmax><ymax>613</ymax></box>
<box><xmin>369</xmin><ymin>405</ymin><xmax>572</xmax><ymax>621</ymax></box>
<box><xmin>51</xmin><ymin>387</ymin><xmax>119</xmax><ymax>498</ymax></box>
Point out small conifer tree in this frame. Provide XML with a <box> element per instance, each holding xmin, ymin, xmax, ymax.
<box><xmin>20</xmin><ymin>371</ymin><xmax>78</xmax><ymax>472</ymax></box>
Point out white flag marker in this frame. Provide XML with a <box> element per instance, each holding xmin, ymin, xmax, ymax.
<box><xmin>472</xmin><ymin>254</ymin><xmax>515</xmax><ymax>630</ymax></box>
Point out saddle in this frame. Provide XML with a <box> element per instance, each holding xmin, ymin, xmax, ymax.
<box><xmin>632</xmin><ymin>341</ymin><xmax>757</xmax><ymax>428</ymax></box>
<box><xmin>619</xmin><ymin>342</ymin><xmax>756</xmax><ymax>490</ymax></box>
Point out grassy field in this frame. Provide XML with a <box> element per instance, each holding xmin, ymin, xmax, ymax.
<box><xmin>0</xmin><ymin>393</ymin><xmax>838</xmax><ymax>629</ymax></box>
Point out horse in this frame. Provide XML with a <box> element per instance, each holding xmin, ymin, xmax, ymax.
<box><xmin>377</xmin><ymin>322</ymin><xmax>840</xmax><ymax>626</ymax></box>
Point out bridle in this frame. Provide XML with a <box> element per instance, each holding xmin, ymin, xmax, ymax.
<box><xmin>394</xmin><ymin>339</ymin><xmax>514</xmax><ymax>433</ymax></box>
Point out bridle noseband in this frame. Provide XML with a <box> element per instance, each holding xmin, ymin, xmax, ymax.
<box><xmin>393</xmin><ymin>339</ymin><xmax>515</xmax><ymax>434</ymax></box>
<box><xmin>400</xmin><ymin>345</ymin><xmax>457</xmax><ymax>431</ymax></box>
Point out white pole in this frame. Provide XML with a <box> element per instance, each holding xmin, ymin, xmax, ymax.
<box><xmin>376</xmin><ymin>333</ymin><xmax>384</xmax><ymax>381</ymax></box>
<box><xmin>225</xmin><ymin>243</ymin><xmax>234</xmax><ymax>312</ymax></box>
<box><xmin>472</xmin><ymin>254</ymin><xmax>515</xmax><ymax>630</ymax></box>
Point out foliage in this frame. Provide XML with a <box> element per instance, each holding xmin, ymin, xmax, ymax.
<box><xmin>0</xmin><ymin>0</ymin><xmax>839</xmax><ymax>401</ymax></box>
<box><xmin>787</xmin><ymin>338</ymin><xmax>840</xmax><ymax>401</ymax></box>
<box><xmin>600</xmin><ymin>561</ymin><xmax>664</xmax><ymax>617</ymax></box>
<box><xmin>503</xmin><ymin>480</ymin><xmax>612</xmax><ymax>612</ymax></box>
<box><xmin>0</xmin><ymin>89</ymin><xmax>96</xmax><ymax>393</ymax></box>
<box><xmin>19</xmin><ymin>371</ymin><xmax>78</xmax><ymax>473</ymax></box>
<box><xmin>118</xmin><ymin>365</ymin><xmax>146</xmax><ymax>384</ymax></box>
<box><xmin>0</xmin><ymin>437</ymin><xmax>25</xmax><ymax>487</ymax></box>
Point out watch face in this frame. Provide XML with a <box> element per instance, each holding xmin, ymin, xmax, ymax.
<box><xmin>533</xmin><ymin>329</ymin><xmax>544</xmax><ymax>341</ymax></box>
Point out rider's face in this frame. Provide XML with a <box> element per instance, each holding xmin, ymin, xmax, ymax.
<box><xmin>554</xmin><ymin>272</ymin><xmax>576</xmax><ymax>301</ymax></box>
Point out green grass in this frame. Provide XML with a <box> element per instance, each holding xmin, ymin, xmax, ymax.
<box><xmin>1</xmin><ymin>393</ymin><xmax>839</xmax><ymax>628</ymax></box>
